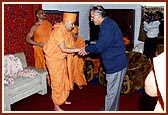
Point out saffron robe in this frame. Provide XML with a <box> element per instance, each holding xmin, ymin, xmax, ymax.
<box><xmin>33</xmin><ymin>20</ymin><xmax>52</xmax><ymax>69</ymax></box>
<box><xmin>43</xmin><ymin>22</ymin><xmax>74</xmax><ymax>105</ymax></box>
<box><xmin>73</xmin><ymin>36</ymin><xmax>87</xmax><ymax>86</ymax></box>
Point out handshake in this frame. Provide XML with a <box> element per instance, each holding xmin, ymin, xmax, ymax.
<box><xmin>77</xmin><ymin>47</ymin><xmax>89</xmax><ymax>56</ymax></box>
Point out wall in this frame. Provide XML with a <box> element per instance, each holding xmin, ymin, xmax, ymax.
<box><xmin>43</xmin><ymin>2</ymin><xmax>165</xmax><ymax>48</ymax></box>
<box><xmin>3</xmin><ymin>3</ymin><xmax>164</xmax><ymax>66</ymax></box>
<box><xmin>43</xmin><ymin>3</ymin><xmax>143</xmax><ymax>47</ymax></box>
<box><xmin>3</xmin><ymin>4</ymin><xmax>41</xmax><ymax>66</ymax></box>
<box><xmin>43</xmin><ymin>4</ymin><xmax>91</xmax><ymax>40</ymax></box>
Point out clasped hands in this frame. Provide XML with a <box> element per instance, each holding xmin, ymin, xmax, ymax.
<box><xmin>78</xmin><ymin>47</ymin><xmax>89</xmax><ymax>56</ymax></box>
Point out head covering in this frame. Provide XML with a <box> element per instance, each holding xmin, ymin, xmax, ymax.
<box><xmin>71</xmin><ymin>26</ymin><xmax>78</xmax><ymax>34</ymax></box>
<box><xmin>63</xmin><ymin>12</ymin><xmax>77</xmax><ymax>22</ymax></box>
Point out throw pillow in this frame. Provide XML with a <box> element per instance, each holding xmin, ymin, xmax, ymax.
<box><xmin>4</xmin><ymin>54</ymin><xmax>23</xmax><ymax>86</ymax></box>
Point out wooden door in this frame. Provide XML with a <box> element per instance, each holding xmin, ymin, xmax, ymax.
<box><xmin>107</xmin><ymin>9</ymin><xmax>135</xmax><ymax>51</ymax></box>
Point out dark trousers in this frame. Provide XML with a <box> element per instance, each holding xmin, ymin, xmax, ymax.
<box><xmin>143</xmin><ymin>37</ymin><xmax>157</xmax><ymax>63</ymax></box>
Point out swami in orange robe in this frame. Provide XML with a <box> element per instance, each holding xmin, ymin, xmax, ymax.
<box><xmin>33</xmin><ymin>20</ymin><xmax>52</xmax><ymax>69</ymax></box>
<box><xmin>26</xmin><ymin>11</ymin><xmax>52</xmax><ymax>86</ymax></box>
<box><xmin>43</xmin><ymin>13</ymin><xmax>80</xmax><ymax>111</ymax></box>
<box><xmin>71</xmin><ymin>26</ymin><xmax>87</xmax><ymax>89</ymax></box>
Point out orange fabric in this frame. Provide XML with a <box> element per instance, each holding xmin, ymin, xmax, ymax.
<box><xmin>63</xmin><ymin>12</ymin><xmax>77</xmax><ymax>22</ymax></box>
<box><xmin>43</xmin><ymin>22</ymin><xmax>74</xmax><ymax>105</ymax></box>
<box><xmin>66</xmin><ymin>35</ymin><xmax>75</xmax><ymax>90</ymax></box>
<box><xmin>73</xmin><ymin>36</ymin><xmax>87</xmax><ymax>86</ymax></box>
<box><xmin>123</xmin><ymin>36</ymin><xmax>130</xmax><ymax>46</ymax></box>
<box><xmin>33</xmin><ymin>20</ymin><xmax>52</xmax><ymax>69</ymax></box>
<box><xmin>71</xmin><ymin>26</ymin><xmax>78</xmax><ymax>34</ymax></box>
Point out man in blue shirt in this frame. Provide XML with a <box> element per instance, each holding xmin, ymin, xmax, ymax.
<box><xmin>78</xmin><ymin>5</ymin><xmax>128</xmax><ymax>111</ymax></box>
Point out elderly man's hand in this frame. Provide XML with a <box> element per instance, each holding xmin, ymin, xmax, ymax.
<box><xmin>38</xmin><ymin>43</ymin><xmax>44</xmax><ymax>48</ymax></box>
<box><xmin>78</xmin><ymin>47</ymin><xmax>89</xmax><ymax>56</ymax></box>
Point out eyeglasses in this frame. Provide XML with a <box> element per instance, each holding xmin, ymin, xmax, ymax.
<box><xmin>91</xmin><ymin>16</ymin><xmax>94</xmax><ymax>20</ymax></box>
<box><xmin>91</xmin><ymin>15</ymin><xmax>97</xmax><ymax>20</ymax></box>
<box><xmin>91</xmin><ymin>14</ymin><xmax>99</xmax><ymax>20</ymax></box>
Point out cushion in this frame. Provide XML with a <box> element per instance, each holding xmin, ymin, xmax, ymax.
<box><xmin>4</xmin><ymin>54</ymin><xmax>23</xmax><ymax>77</ymax></box>
<box><xmin>13</xmin><ymin>52</ymin><xmax>27</xmax><ymax>68</ymax></box>
<box><xmin>125</xmin><ymin>51</ymin><xmax>152</xmax><ymax>94</ymax></box>
<box><xmin>4</xmin><ymin>54</ymin><xmax>23</xmax><ymax>86</ymax></box>
<box><xmin>4</xmin><ymin>53</ymin><xmax>38</xmax><ymax>86</ymax></box>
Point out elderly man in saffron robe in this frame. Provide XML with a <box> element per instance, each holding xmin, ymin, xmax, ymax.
<box><xmin>43</xmin><ymin>12</ymin><xmax>81</xmax><ymax>111</ymax></box>
<box><xmin>71</xmin><ymin>26</ymin><xmax>87</xmax><ymax>89</ymax></box>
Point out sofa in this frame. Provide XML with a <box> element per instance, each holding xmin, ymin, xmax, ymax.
<box><xmin>3</xmin><ymin>52</ymin><xmax>48</xmax><ymax>111</ymax></box>
<box><xmin>120</xmin><ymin>51</ymin><xmax>152</xmax><ymax>94</ymax></box>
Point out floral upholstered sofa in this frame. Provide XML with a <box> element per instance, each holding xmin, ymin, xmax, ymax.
<box><xmin>3</xmin><ymin>52</ymin><xmax>48</xmax><ymax>111</ymax></box>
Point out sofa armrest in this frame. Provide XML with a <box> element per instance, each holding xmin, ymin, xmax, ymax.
<box><xmin>25</xmin><ymin>66</ymin><xmax>48</xmax><ymax>95</ymax></box>
<box><xmin>13</xmin><ymin>52</ymin><xmax>27</xmax><ymax>68</ymax></box>
<box><xmin>25</xmin><ymin>66</ymin><xmax>48</xmax><ymax>76</ymax></box>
